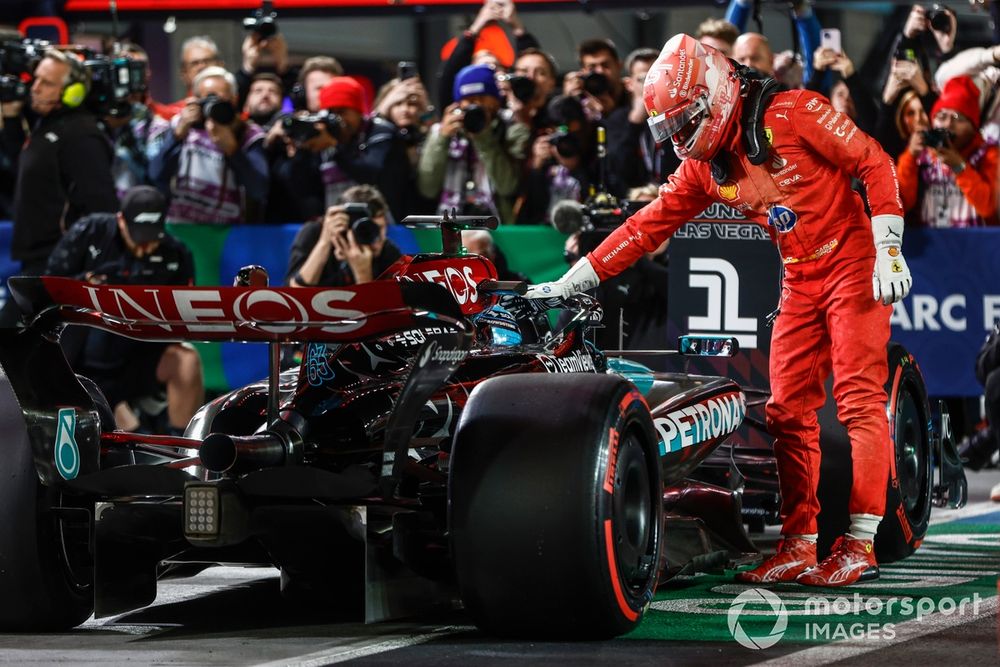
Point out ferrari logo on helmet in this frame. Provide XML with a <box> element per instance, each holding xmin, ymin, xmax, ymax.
<box><xmin>718</xmin><ymin>181</ymin><xmax>740</xmax><ymax>201</ymax></box>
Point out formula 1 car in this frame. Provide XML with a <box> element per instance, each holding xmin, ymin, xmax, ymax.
<box><xmin>0</xmin><ymin>215</ymin><xmax>966</xmax><ymax>638</ymax></box>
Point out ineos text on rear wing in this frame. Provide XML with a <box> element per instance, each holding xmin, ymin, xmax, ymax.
<box><xmin>8</xmin><ymin>276</ymin><xmax>465</xmax><ymax>343</ymax></box>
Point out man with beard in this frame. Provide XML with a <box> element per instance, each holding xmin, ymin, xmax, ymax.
<box><xmin>244</xmin><ymin>72</ymin><xmax>284</xmax><ymax>130</ymax></box>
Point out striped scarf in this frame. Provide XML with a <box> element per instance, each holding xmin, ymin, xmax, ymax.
<box><xmin>917</xmin><ymin>139</ymin><xmax>992</xmax><ymax>228</ymax></box>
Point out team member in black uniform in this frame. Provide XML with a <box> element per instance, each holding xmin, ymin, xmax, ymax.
<box><xmin>46</xmin><ymin>186</ymin><xmax>204</xmax><ymax>434</ymax></box>
<box><xmin>11</xmin><ymin>49</ymin><xmax>117</xmax><ymax>275</ymax></box>
<box><xmin>0</xmin><ymin>49</ymin><xmax>118</xmax><ymax>327</ymax></box>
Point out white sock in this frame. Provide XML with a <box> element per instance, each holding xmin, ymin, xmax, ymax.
<box><xmin>790</xmin><ymin>533</ymin><xmax>817</xmax><ymax>543</ymax></box>
<box><xmin>848</xmin><ymin>513</ymin><xmax>881</xmax><ymax>542</ymax></box>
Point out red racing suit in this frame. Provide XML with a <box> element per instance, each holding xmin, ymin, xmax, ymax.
<box><xmin>588</xmin><ymin>89</ymin><xmax>904</xmax><ymax>536</ymax></box>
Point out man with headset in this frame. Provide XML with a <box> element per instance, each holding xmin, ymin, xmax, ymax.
<box><xmin>9</xmin><ymin>49</ymin><xmax>117</xmax><ymax>278</ymax></box>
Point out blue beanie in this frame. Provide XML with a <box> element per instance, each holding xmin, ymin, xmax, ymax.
<box><xmin>453</xmin><ymin>64</ymin><xmax>501</xmax><ymax>102</ymax></box>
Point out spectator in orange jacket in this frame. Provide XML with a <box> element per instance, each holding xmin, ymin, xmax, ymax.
<box><xmin>897</xmin><ymin>75</ymin><xmax>999</xmax><ymax>227</ymax></box>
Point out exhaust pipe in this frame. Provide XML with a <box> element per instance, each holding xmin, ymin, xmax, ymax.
<box><xmin>199</xmin><ymin>411</ymin><xmax>306</xmax><ymax>474</ymax></box>
<box><xmin>199</xmin><ymin>432</ymin><xmax>286</xmax><ymax>473</ymax></box>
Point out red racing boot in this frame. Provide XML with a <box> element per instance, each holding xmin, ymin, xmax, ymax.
<box><xmin>796</xmin><ymin>535</ymin><xmax>879</xmax><ymax>587</ymax></box>
<box><xmin>735</xmin><ymin>537</ymin><xmax>817</xmax><ymax>583</ymax></box>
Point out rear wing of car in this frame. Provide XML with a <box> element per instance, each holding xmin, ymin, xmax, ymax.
<box><xmin>7</xmin><ymin>276</ymin><xmax>465</xmax><ymax>344</ymax></box>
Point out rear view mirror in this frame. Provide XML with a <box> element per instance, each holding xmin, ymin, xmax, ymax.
<box><xmin>678</xmin><ymin>335</ymin><xmax>739</xmax><ymax>357</ymax></box>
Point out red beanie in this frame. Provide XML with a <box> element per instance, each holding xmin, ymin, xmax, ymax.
<box><xmin>318</xmin><ymin>76</ymin><xmax>365</xmax><ymax>113</ymax></box>
<box><xmin>931</xmin><ymin>75</ymin><xmax>982</xmax><ymax>129</ymax></box>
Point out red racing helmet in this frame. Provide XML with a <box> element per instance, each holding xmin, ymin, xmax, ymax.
<box><xmin>644</xmin><ymin>33</ymin><xmax>741</xmax><ymax>161</ymax></box>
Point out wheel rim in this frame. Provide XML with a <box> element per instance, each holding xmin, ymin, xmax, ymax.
<box><xmin>895</xmin><ymin>380</ymin><xmax>929</xmax><ymax>518</ymax></box>
<box><xmin>612</xmin><ymin>431</ymin><xmax>656</xmax><ymax>590</ymax></box>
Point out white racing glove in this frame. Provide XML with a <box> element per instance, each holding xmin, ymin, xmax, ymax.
<box><xmin>524</xmin><ymin>257</ymin><xmax>600</xmax><ymax>300</ymax></box>
<box><xmin>871</xmin><ymin>214</ymin><xmax>912</xmax><ymax>305</ymax></box>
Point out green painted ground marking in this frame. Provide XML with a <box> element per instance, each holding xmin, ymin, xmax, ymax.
<box><xmin>626</xmin><ymin>510</ymin><xmax>1000</xmax><ymax>647</ymax></box>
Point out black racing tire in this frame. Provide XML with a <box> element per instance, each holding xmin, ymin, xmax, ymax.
<box><xmin>874</xmin><ymin>343</ymin><xmax>933</xmax><ymax>563</ymax></box>
<box><xmin>0</xmin><ymin>374</ymin><xmax>94</xmax><ymax>631</ymax></box>
<box><xmin>450</xmin><ymin>373</ymin><xmax>662</xmax><ymax>639</ymax></box>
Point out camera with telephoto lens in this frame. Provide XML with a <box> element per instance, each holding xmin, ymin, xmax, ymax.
<box><xmin>0</xmin><ymin>38</ymin><xmax>47</xmax><ymax>78</ymax></box>
<box><xmin>193</xmin><ymin>94</ymin><xmax>237</xmax><ymax>127</ymax></box>
<box><xmin>557</xmin><ymin>194</ymin><xmax>641</xmax><ymax>262</ymax></box>
<box><xmin>244</xmin><ymin>0</ymin><xmax>278</xmax><ymax>39</ymax></box>
<box><xmin>281</xmin><ymin>109</ymin><xmax>343</xmax><ymax>143</ymax></box>
<box><xmin>455</xmin><ymin>103</ymin><xmax>488</xmax><ymax>134</ymax></box>
<box><xmin>0</xmin><ymin>38</ymin><xmax>48</xmax><ymax>104</ymax></box>
<box><xmin>921</xmin><ymin>127</ymin><xmax>952</xmax><ymax>149</ymax></box>
<box><xmin>926</xmin><ymin>4</ymin><xmax>952</xmax><ymax>33</ymax></box>
<box><xmin>547</xmin><ymin>125</ymin><xmax>581</xmax><ymax>159</ymax></box>
<box><xmin>499</xmin><ymin>73</ymin><xmax>536</xmax><ymax>103</ymax></box>
<box><xmin>84</xmin><ymin>55</ymin><xmax>147</xmax><ymax>117</ymax></box>
<box><xmin>582</xmin><ymin>71</ymin><xmax>611</xmax><ymax>97</ymax></box>
<box><xmin>0</xmin><ymin>75</ymin><xmax>27</xmax><ymax>103</ymax></box>
<box><xmin>0</xmin><ymin>39</ymin><xmax>147</xmax><ymax>115</ymax></box>
<box><xmin>342</xmin><ymin>202</ymin><xmax>382</xmax><ymax>246</ymax></box>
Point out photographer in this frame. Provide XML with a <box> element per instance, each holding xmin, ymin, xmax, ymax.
<box><xmin>419</xmin><ymin>64</ymin><xmax>530</xmax><ymax>224</ymax></box>
<box><xmin>373</xmin><ymin>74</ymin><xmax>433</xmax><ymax>169</ymax></box>
<box><xmin>45</xmin><ymin>186</ymin><xmax>203</xmax><ymax>435</ymax></box>
<box><xmin>317</xmin><ymin>77</ymin><xmax>415</xmax><ymax>219</ymax></box>
<box><xmin>515</xmin><ymin>94</ymin><xmax>595</xmax><ymax>225</ymax></box>
<box><xmin>897</xmin><ymin>75</ymin><xmax>999</xmax><ymax>227</ymax></box>
<box><xmin>562</xmin><ymin>38</ymin><xmax>627</xmax><ymax>116</ymax></box>
<box><xmin>561</xmin><ymin>39</ymin><xmax>643</xmax><ymax>199</ymax></box>
<box><xmin>244</xmin><ymin>72</ymin><xmax>284</xmax><ymax>130</ymax></box>
<box><xmin>895</xmin><ymin>4</ymin><xmax>957</xmax><ymax>73</ymax></box>
<box><xmin>149</xmin><ymin>66</ymin><xmax>268</xmax><ymax>224</ymax></box>
<box><xmin>504</xmin><ymin>47</ymin><xmax>558</xmax><ymax>130</ymax></box>
<box><xmin>285</xmin><ymin>184</ymin><xmax>400</xmax><ymax>287</ymax></box>
<box><xmin>262</xmin><ymin>57</ymin><xmax>344</xmax><ymax>222</ymax></box>
<box><xmin>436</xmin><ymin>0</ymin><xmax>541</xmax><ymax>113</ymax></box>
<box><xmin>98</xmin><ymin>46</ymin><xmax>157</xmax><ymax>199</ymax></box>
<box><xmin>236</xmin><ymin>21</ymin><xmax>297</xmax><ymax>108</ymax></box>
<box><xmin>8</xmin><ymin>48</ymin><xmax>117</xmax><ymax>280</ymax></box>
<box><xmin>160</xmin><ymin>36</ymin><xmax>223</xmax><ymax>121</ymax></box>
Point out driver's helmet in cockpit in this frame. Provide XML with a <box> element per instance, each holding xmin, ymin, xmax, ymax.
<box><xmin>473</xmin><ymin>304</ymin><xmax>522</xmax><ymax>347</ymax></box>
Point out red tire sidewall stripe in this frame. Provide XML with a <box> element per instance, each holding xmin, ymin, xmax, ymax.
<box><xmin>603</xmin><ymin>518</ymin><xmax>638</xmax><ymax>622</ymax></box>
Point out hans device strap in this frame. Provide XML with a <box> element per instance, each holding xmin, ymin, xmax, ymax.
<box><xmin>710</xmin><ymin>64</ymin><xmax>780</xmax><ymax>185</ymax></box>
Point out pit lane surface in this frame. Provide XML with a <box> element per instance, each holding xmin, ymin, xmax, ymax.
<box><xmin>2</xmin><ymin>473</ymin><xmax>997</xmax><ymax>667</ymax></box>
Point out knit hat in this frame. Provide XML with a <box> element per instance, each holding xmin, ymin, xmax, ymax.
<box><xmin>452</xmin><ymin>64</ymin><xmax>501</xmax><ymax>103</ymax></box>
<box><xmin>931</xmin><ymin>75</ymin><xmax>982</xmax><ymax>129</ymax></box>
<box><xmin>318</xmin><ymin>76</ymin><xmax>366</xmax><ymax>113</ymax></box>
<box><xmin>121</xmin><ymin>185</ymin><xmax>166</xmax><ymax>244</ymax></box>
